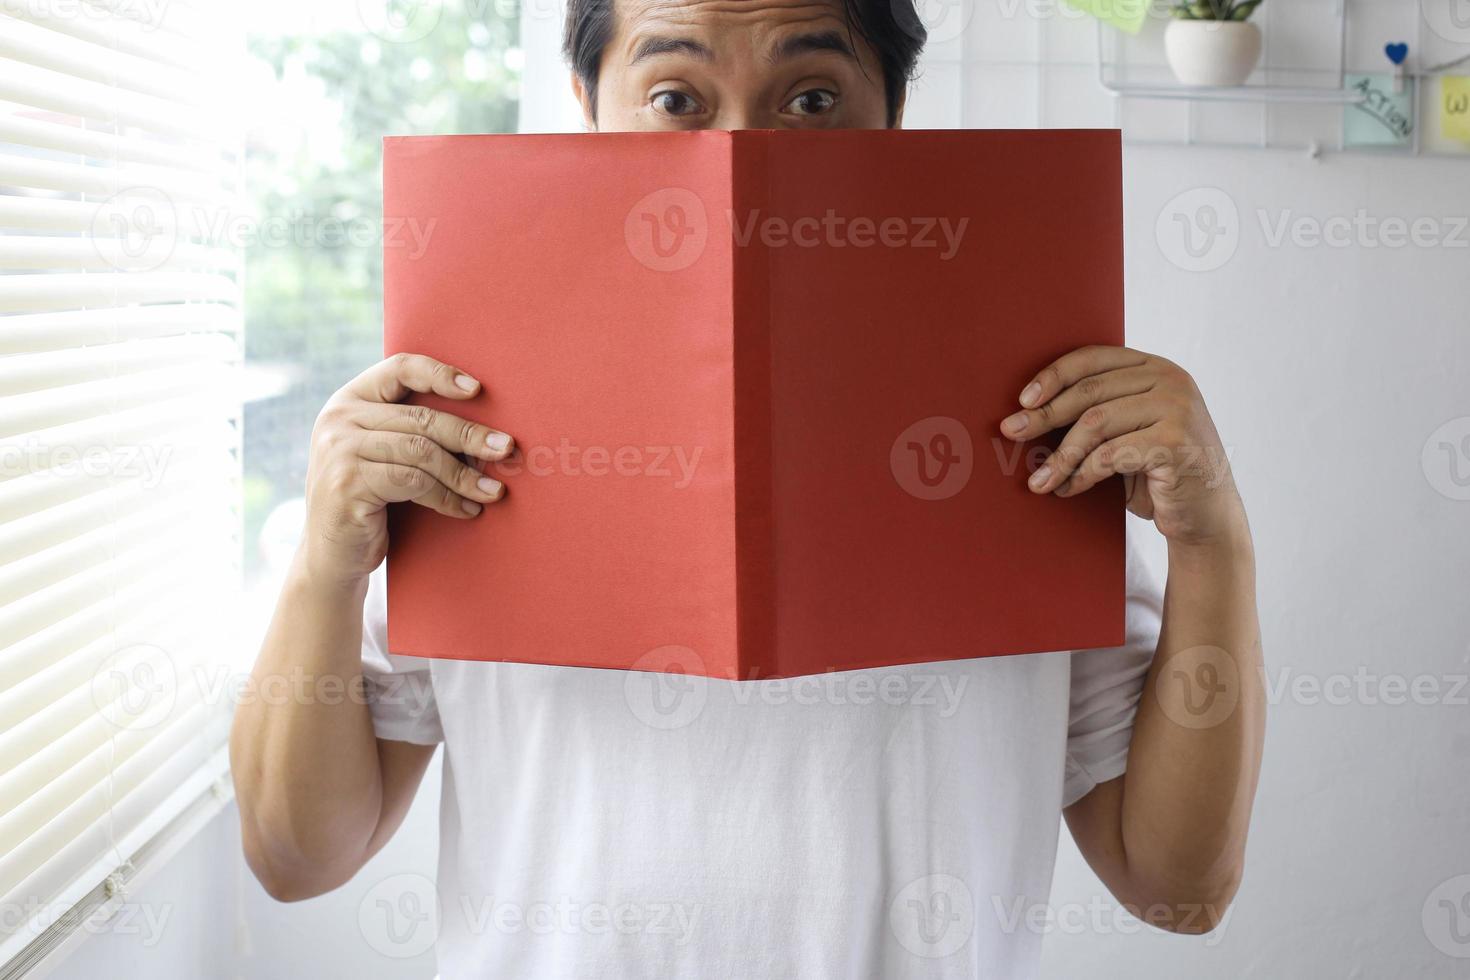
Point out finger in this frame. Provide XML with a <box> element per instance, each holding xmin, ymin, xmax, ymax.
<box><xmin>1001</xmin><ymin>365</ymin><xmax>1157</xmax><ymax>440</ymax></box>
<box><xmin>1019</xmin><ymin>346</ymin><xmax>1149</xmax><ymax>410</ymax></box>
<box><xmin>359</xmin><ymin>432</ymin><xmax>505</xmax><ymax>505</ymax></box>
<box><xmin>347</xmin><ymin>353</ymin><xmax>481</xmax><ymax>404</ymax></box>
<box><xmin>1028</xmin><ymin>394</ymin><xmax>1161</xmax><ymax>494</ymax></box>
<box><xmin>1054</xmin><ymin>427</ymin><xmax>1170</xmax><ymax>498</ymax></box>
<box><xmin>357</xmin><ymin>461</ymin><xmax>484</xmax><ymax>518</ymax></box>
<box><xmin>358</xmin><ymin>402</ymin><xmax>514</xmax><ymax>462</ymax></box>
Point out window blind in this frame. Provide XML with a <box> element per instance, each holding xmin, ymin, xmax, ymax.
<box><xmin>0</xmin><ymin>0</ymin><xmax>242</xmax><ymax>969</ymax></box>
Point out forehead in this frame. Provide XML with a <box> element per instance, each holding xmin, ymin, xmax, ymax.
<box><xmin>610</xmin><ymin>0</ymin><xmax>854</xmax><ymax>45</ymax></box>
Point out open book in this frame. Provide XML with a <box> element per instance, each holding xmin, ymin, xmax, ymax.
<box><xmin>383</xmin><ymin>129</ymin><xmax>1124</xmax><ymax>680</ymax></box>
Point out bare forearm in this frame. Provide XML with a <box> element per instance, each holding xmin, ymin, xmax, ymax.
<box><xmin>229</xmin><ymin>555</ymin><xmax>383</xmax><ymax>898</ymax></box>
<box><xmin>1119</xmin><ymin>507</ymin><xmax>1265</xmax><ymax>912</ymax></box>
<box><xmin>230</xmin><ymin>356</ymin><xmax>506</xmax><ymax>899</ymax></box>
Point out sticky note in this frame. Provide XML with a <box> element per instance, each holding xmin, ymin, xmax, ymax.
<box><xmin>1442</xmin><ymin>76</ymin><xmax>1470</xmax><ymax>143</ymax></box>
<box><xmin>1063</xmin><ymin>0</ymin><xmax>1150</xmax><ymax>34</ymax></box>
<box><xmin>1345</xmin><ymin>73</ymin><xmax>1414</xmax><ymax>147</ymax></box>
<box><xmin>382</xmin><ymin>130</ymin><xmax>1127</xmax><ymax>679</ymax></box>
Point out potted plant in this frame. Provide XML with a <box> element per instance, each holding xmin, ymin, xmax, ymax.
<box><xmin>1165</xmin><ymin>0</ymin><xmax>1264</xmax><ymax>87</ymax></box>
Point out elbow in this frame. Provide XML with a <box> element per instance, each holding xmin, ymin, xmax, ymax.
<box><xmin>241</xmin><ymin>833</ymin><xmax>348</xmax><ymax>903</ymax></box>
<box><xmin>230</xmin><ymin>748</ymin><xmax>370</xmax><ymax>903</ymax></box>
<box><xmin>252</xmin><ymin>866</ymin><xmax>321</xmax><ymax>904</ymax></box>
<box><xmin>1125</xmin><ymin>862</ymin><xmax>1243</xmax><ymax>936</ymax></box>
<box><xmin>234</xmin><ymin>790</ymin><xmax>357</xmax><ymax>903</ymax></box>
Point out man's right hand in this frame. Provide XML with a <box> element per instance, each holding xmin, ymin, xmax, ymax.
<box><xmin>302</xmin><ymin>352</ymin><xmax>514</xmax><ymax>586</ymax></box>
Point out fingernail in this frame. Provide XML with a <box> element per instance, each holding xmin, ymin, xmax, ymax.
<box><xmin>477</xmin><ymin>476</ymin><xmax>503</xmax><ymax>498</ymax></box>
<box><xmin>1028</xmin><ymin>465</ymin><xmax>1051</xmax><ymax>491</ymax></box>
<box><xmin>1019</xmin><ymin>382</ymin><xmax>1042</xmax><ymax>408</ymax></box>
<box><xmin>455</xmin><ymin>374</ymin><xmax>478</xmax><ymax>392</ymax></box>
<box><xmin>461</xmin><ymin>499</ymin><xmax>482</xmax><ymax>515</ymax></box>
<box><xmin>485</xmin><ymin>431</ymin><xmax>512</xmax><ymax>454</ymax></box>
<box><xmin>1002</xmin><ymin>412</ymin><xmax>1028</xmax><ymax>437</ymax></box>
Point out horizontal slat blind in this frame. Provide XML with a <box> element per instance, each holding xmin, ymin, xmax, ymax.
<box><xmin>0</xmin><ymin>0</ymin><xmax>243</xmax><ymax>967</ymax></box>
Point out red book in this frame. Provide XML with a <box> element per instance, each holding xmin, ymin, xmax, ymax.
<box><xmin>383</xmin><ymin>129</ymin><xmax>1124</xmax><ymax>680</ymax></box>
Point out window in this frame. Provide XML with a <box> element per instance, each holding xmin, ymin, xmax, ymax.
<box><xmin>0</xmin><ymin>1</ymin><xmax>243</xmax><ymax>969</ymax></box>
<box><xmin>240</xmin><ymin>6</ymin><xmax>519</xmax><ymax>595</ymax></box>
<box><xmin>0</xmin><ymin>0</ymin><xmax>522</xmax><ymax>969</ymax></box>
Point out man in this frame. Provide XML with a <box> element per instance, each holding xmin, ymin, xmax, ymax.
<box><xmin>230</xmin><ymin>0</ymin><xmax>1265</xmax><ymax>975</ymax></box>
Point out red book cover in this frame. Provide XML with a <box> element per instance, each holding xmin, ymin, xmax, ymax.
<box><xmin>383</xmin><ymin>129</ymin><xmax>1124</xmax><ymax>680</ymax></box>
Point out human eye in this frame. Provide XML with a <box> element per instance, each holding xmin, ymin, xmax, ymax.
<box><xmin>780</xmin><ymin>88</ymin><xmax>838</xmax><ymax>116</ymax></box>
<box><xmin>650</xmin><ymin>89</ymin><xmax>706</xmax><ymax>118</ymax></box>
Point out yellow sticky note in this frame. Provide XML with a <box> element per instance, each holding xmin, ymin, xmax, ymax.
<box><xmin>1443</xmin><ymin>77</ymin><xmax>1470</xmax><ymax>143</ymax></box>
<box><xmin>1062</xmin><ymin>0</ymin><xmax>1151</xmax><ymax>35</ymax></box>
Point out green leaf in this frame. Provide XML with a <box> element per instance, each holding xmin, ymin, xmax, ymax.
<box><xmin>1230</xmin><ymin>0</ymin><xmax>1262</xmax><ymax>20</ymax></box>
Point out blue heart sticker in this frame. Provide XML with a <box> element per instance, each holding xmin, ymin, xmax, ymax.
<box><xmin>1385</xmin><ymin>42</ymin><xmax>1408</xmax><ymax>65</ymax></box>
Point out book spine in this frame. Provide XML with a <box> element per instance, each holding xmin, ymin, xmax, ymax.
<box><xmin>381</xmin><ymin>139</ymin><xmax>401</xmax><ymax>358</ymax></box>
<box><xmin>731</xmin><ymin>132</ymin><xmax>776</xmax><ymax>681</ymax></box>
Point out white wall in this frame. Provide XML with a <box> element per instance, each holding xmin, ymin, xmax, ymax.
<box><xmin>41</xmin><ymin>751</ymin><xmax>444</xmax><ymax>980</ymax></box>
<box><xmin>48</xmin><ymin>813</ymin><xmax>239</xmax><ymax>980</ymax></box>
<box><xmin>1043</xmin><ymin>143</ymin><xmax>1470</xmax><ymax>979</ymax></box>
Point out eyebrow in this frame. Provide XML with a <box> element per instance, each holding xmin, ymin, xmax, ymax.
<box><xmin>629</xmin><ymin>36</ymin><xmax>714</xmax><ymax>66</ymax></box>
<box><xmin>769</xmin><ymin>30</ymin><xmax>857</xmax><ymax>64</ymax></box>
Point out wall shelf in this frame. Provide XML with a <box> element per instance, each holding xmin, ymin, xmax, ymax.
<box><xmin>1102</xmin><ymin>80</ymin><xmax>1368</xmax><ymax>105</ymax></box>
<box><xmin>1092</xmin><ymin>1</ymin><xmax>1470</xmax><ymax>158</ymax></box>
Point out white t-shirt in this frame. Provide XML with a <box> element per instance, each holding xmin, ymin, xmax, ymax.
<box><xmin>361</xmin><ymin>522</ymin><xmax>1163</xmax><ymax>979</ymax></box>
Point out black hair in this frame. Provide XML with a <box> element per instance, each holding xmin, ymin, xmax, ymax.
<box><xmin>562</xmin><ymin>0</ymin><xmax>927</xmax><ymax>127</ymax></box>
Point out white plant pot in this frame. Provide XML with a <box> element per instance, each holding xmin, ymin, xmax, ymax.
<box><xmin>1164</xmin><ymin>20</ymin><xmax>1262</xmax><ymax>87</ymax></box>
